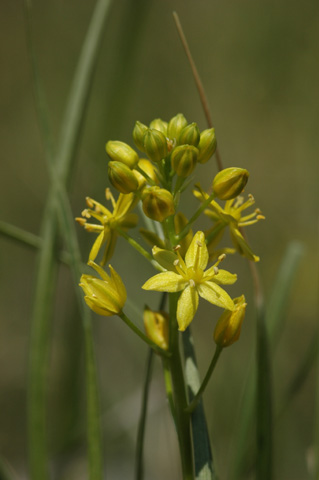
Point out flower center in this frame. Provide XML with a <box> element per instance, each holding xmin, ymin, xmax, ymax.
<box><xmin>186</xmin><ymin>266</ymin><xmax>204</xmax><ymax>285</ymax></box>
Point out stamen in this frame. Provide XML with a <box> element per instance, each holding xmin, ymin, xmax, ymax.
<box><xmin>257</xmin><ymin>214</ymin><xmax>265</xmax><ymax>220</ymax></box>
<box><xmin>173</xmin><ymin>259</ymin><xmax>179</xmax><ymax>266</ymax></box>
<box><xmin>189</xmin><ymin>279</ymin><xmax>195</xmax><ymax>288</ymax></box>
<box><xmin>81</xmin><ymin>209</ymin><xmax>91</xmax><ymax>218</ymax></box>
<box><xmin>196</xmin><ymin>240</ymin><xmax>203</xmax><ymax>247</ymax></box>
<box><xmin>75</xmin><ymin>217</ymin><xmax>86</xmax><ymax>226</ymax></box>
<box><xmin>174</xmin><ymin>245</ymin><xmax>181</xmax><ymax>252</ymax></box>
<box><xmin>86</xmin><ymin>197</ymin><xmax>94</xmax><ymax>208</ymax></box>
<box><xmin>218</xmin><ymin>253</ymin><xmax>226</xmax><ymax>262</ymax></box>
<box><xmin>213</xmin><ymin>266</ymin><xmax>219</xmax><ymax>275</ymax></box>
<box><xmin>105</xmin><ymin>188</ymin><xmax>116</xmax><ymax>209</ymax></box>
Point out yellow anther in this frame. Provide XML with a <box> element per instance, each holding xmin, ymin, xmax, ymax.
<box><xmin>213</xmin><ymin>266</ymin><xmax>219</xmax><ymax>275</ymax></box>
<box><xmin>86</xmin><ymin>197</ymin><xmax>94</xmax><ymax>208</ymax></box>
<box><xmin>218</xmin><ymin>253</ymin><xmax>226</xmax><ymax>262</ymax></box>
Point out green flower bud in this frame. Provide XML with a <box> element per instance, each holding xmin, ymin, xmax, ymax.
<box><xmin>178</xmin><ymin>122</ymin><xmax>200</xmax><ymax>147</ymax></box>
<box><xmin>133</xmin><ymin>121</ymin><xmax>148</xmax><ymax>152</ymax></box>
<box><xmin>142</xmin><ymin>186</ymin><xmax>175</xmax><ymax>222</ymax></box>
<box><xmin>133</xmin><ymin>158</ymin><xmax>159</xmax><ymax>189</ymax></box>
<box><xmin>144</xmin><ymin>128</ymin><xmax>168</xmax><ymax>163</ymax></box>
<box><xmin>214</xmin><ymin>295</ymin><xmax>247</xmax><ymax>348</ymax></box>
<box><xmin>167</xmin><ymin>113</ymin><xmax>188</xmax><ymax>141</ymax></box>
<box><xmin>171</xmin><ymin>144</ymin><xmax>198</xmax><ymax>177</ymax></box>
<box><xmin>212</xmin><ymin>167</ymin><xmax>249</xmax><ymax>200</ymax></box>
<box><xmin>149</xmin><ymin>118</ymin><xmax>168</xmax><ymax>135</ymax></box>
<box><xmin>143</xmin><ymin>306</ymin><xmax>169</xmax><ymax>351</ymax></box>
<box><xmin>108</xmin><ymin>161</ymin><xmax>138</xmax><ymax>194</ymax></box>
<box><xmin>197</xmin><ymin>128</ymin><xmax>217</xmax><ymax>164</ymax></box>
<box><xmin>106</xmin><ymin>141</ymin><xmax>139</xmax><ymax>169</ymax></box>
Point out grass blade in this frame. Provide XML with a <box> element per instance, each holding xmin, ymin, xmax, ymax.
<box><xmin>27</xmin><ymin>1</ymin><xmax>112</xmax><ymax>478</ymax></box>
<box><xmin>183</xmin><ymin>328</ymin><xmax>217</xmax><ymax>480</ymax></box>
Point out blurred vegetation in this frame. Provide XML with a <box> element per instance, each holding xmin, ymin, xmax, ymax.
<box><xmin>0</xmin><ymin>0</ymin><xmax>318</xmax><ymax>479</ymax></box>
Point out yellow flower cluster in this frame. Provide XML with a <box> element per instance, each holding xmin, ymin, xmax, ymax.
<box><xmin>76</xmin><ymin>113</ymin><xmax>264</xmax><ymax>349</ymax></box>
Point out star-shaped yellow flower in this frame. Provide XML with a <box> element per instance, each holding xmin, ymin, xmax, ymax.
<box><xmin>142</xmin><ymin>231</ymin><xmax>237</xmax><ymax>331</ymax></box>
<box><xmin>76</xmin><ymin>188</ymin><xmax>138</xmax><ymax>265</ymax></box>
<box><xmin>194</xmin><ymin>189</ymin><xmax>265</xmax><ymax>262</ymax></box>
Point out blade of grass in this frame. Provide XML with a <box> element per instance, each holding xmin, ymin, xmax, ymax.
<box><xmin>183</xmin><ymin>328</ymin><xmax>217</xmax><ymax>480</ymax></box>
<box><xmin>26</xmin><ymin>1</ymin><xmax>112</xmax><ymax>479</ymax></box>
<box><xmin>229</xmin><ymin>241</ymin><xmax>304</xmax><ymax>479</ymax></box>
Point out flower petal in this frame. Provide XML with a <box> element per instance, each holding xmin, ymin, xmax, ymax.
<box><xmin>142</xmin><ymin>272</ymin><xmax>186</xmax><ymax>292</ymax></box>
<box><xmin>89</xmin><ymin>231</ymin><xmax>105</xmax><ymax>263</ymax></box>
<box><xmin>204</xmin><ymin>267</ymin><xmax>237</xmax><ymax>285</ymax></box>
<box><xmin>185</xmin><ymin>231</ymin><xmax>208</xmax><ymax>270</ymax></box>
<box><xmin>198</xmin><ymin>281</ymin><xmax>235</xmax><ymax>311</ymax></box>
<box><xmin>152</xmin><ymin>246</ymin><xmax>179</xmax><ymax>272</ymax></box>
<box><xmin>109</xmin><ymin>265</ymin><xmax>127</xmax><ymax>303</ymax></box>
<box><xmin>177</xmin><ymin>285</ymin><xmax>199</xmax><ymax>331</ymax></box>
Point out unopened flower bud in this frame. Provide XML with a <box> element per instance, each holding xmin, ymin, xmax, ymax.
<box><xmin>214</xmin><ymin>295</ymin><xmax>247</xmax><ymax>348</ymax></box>
<box><xmin>171</xmin><ymin>144</ymin><xmax>198</xmax><ymax>177</ymax></box>
<box><xmin>80</xmin><ymin>261</ymin><xmax>126</xmax><ymax>316</ymax></box>
<box><xmin>133</xmin><ymin>159</ymin><xmax>159</xmax><ymax>189</ymax></box>
<box><xmin>144</xmin><ymin>128</ymin><xmax>168</xmax><ymax>162</ymax></box>
<box><xmin>133</xmin><ymin>121</ymin><xmax>148</xmax><ymax>152</ymax></box>
<box><xmin>108</xmin><ymin>161</ymin><xmax>138</xmax><ymax>194</ymax></box>
<box><xmin>142</xmin><ymin>186</ymin><xmax>175</xmax><ymax>222</ymax></box>
<box><xmin>167</xmin><ymin>113</ymin><xmax>188</xmax><ymax>141</ymax></box>
<box><xmin>178</xmin><ymin>122</ymin><xmax>200</xmax><ymax>147</ymax></box>
<box><xmin>212</xmin><ymin>167</ymin><xmax>249</xmax><ymax>200</ymax></box>
<box><xmin>106</xmin><ymin>141</ymin><xmax>139</xmax><ymax>169</ymax></box>
<box><xmin>197</xmin><ymin>128</ymin><xmax>217</xmax><ymax>164</ymax></box>
<box><xmin>143</xmin><ymin>306</ymin><xmax>169</xmax><ymax>350</ymax></box>
<box><xmin>149</xmin><ymin>118</ymin><xmax>168</xmax><ymax>135</ymax></box>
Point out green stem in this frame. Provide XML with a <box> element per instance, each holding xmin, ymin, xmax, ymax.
<box><xmin>119</xmin><ymin>312</ymin><xmax>170</xmax><ymax>358</ymax></box>
<box><xmin>116</xmin><ymin>227</ymin><xmax>163</xmax><ymax>270</ymax></box>
<box><xmin>168</xmin><ymin>293</ymin><xmax>194</xmax><ymax>479</ymax></box>
<box><xmin>135</xmin><ymin>348</ymin><xmax>154</xmax><ymax>480</ymax></box>
<box><xmin>186</xmin><ymin>345</ymin><xmax>223</xmax><ymax>414</ymax></box>
<box><xmin>176</xmin><ymin>191</ymin><xmax>215</xmax><ymax>242</ymax></box>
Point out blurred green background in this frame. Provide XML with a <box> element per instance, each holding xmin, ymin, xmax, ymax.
<box><xmin>0</xmin><ymin>0</ymin><xmax>318</xmax><ymax>479</ymax></box>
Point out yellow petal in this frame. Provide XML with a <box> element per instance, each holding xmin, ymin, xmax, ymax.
<box><xmin>152</xmin><ymin>246</ymin><xmax>179</xmax><ymax>271</ymax></box>
<box><xmin>89</xmin><ymin>231</ymin><xmax>105</xmax><ymax>263</ymax></box>
<box><xmin>177</xmin><ymin>285</ymin><xmax>199</xmax><ymax>331</ymax></box>
<box><xmin>204</xmin><ymin>267</ymin><xmax>237</xmax><ymax>285</ymax></box>
<box><xmin>198</xmin><ymin>282</ymin><xmax>235</xmax><ymax>311</ymax></box>
<box><xmin>109</xmin><ymin>265</ymin><xmax>127</xmax><ymax>303</ymax></box>
<box><xmin>185</xmin><ymin>231</ymin><xmax>208</xmax><ymax>270</ymax></box>
<box><xmin>142</xmin><ymin>272</ymin><xmax>186</xmax><ymax>292</ymax></box>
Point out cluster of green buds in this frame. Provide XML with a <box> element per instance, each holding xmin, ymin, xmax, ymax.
<box><xmin>105</xmin><ymin>113</ymin><xmax>217</xmax><ymax>222</ymax></box>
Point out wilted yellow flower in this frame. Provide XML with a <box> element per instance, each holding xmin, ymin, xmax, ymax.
<box><xmin>76</xmin><ymin>188</ymin><xmax>138</xmax><ymax>265</ymax></box>
<box><xmin>142</xmin><ymin>231</ymin><xmax>236</xmax><ymax>331</ymax></box>
<box><xmin>214</xmin><ymin>295</ymin><xmax>247</xmax><ymax>347</ymax></box>
<box><xmin>194</xmin><ymin>188</ymin><xmax>265</xmax><ymax>262</ymax></box>
<box><xmin>143</xmin><ymin>306</ymin><xmax>169</xmax><ymax>350</ymax></box>
<box><xmin>80</xmin><ymin>261</ymin><xmax>126</xmax><ymax>316</ymax></box>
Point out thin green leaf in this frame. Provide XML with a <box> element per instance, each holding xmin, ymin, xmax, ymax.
<box><xmin>26</xmin><ymin>1</ymin><xmax>112</xmax><ymax>479</ymax></box>
<box><xmin>183</xmin><ymin>328</ymin><xmax>217</xmax><ymax>480</ymax></box>
<box><xmin>229</xmin><ymin>241</ymin><xmax>304</xmax><ymax>479</ymax></box>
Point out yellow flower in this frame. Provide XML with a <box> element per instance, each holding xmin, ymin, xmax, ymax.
<box><xmin>80</xmin><ymin>261</ymin><xmax>126</xmax><ymax>316</ymax></box>
<box><xmin>194</xmin><ymin>188</ymin><xmax>265</xmax><ymax>262</ymax></box>
<box><xmin>76</xmin><ymin>188</ymin><xmax>138</xmax><ymax>265</ymax></box>
<box><xmin>142</xmin><ymin>231</ymin><xmax>237</xmax><ymax>331</ymax></box>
